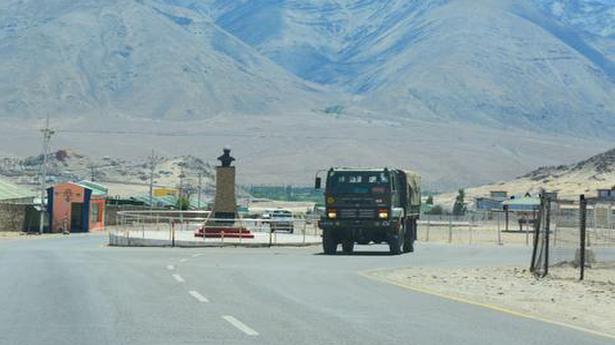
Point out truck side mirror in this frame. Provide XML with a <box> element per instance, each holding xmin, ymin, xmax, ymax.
<box><xmin>315</xmin><ymin>177</ymin><xmax>322</xmax><ymax>190</ymax></box>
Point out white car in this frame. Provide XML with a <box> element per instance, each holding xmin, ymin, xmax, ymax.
<box><xmin>263</xmin><ymin>209</ymin><xmax>294</xmax><ymax>233</ymax></box>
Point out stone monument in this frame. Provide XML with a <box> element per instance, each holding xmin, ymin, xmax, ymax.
<box><xmin>199</xmin><ymin>148</ymin><xmax>253</xmax><ymax>238</ymax></box>
<box><xmin>211</xmin><ymin>147</ymin><xmax>237</xmax><ymax>221</ymax></box>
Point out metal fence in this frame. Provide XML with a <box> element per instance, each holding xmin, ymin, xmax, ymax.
<box><xmin>109</xmin><ymin>210</ymin><xmax>322</xmax><ymax>247</ymax></box>
<box><xmin>529</xmin><ymin>194</ymin><xmax>552</xmax><ymax>278</ymax></box>
<box><xmin>418</xmin><ymin>204</ymin><xmax>615</xmax><ymax>249</ymax></box>
<box><xmin>530</xmin><ymin>195</ymin><xmax>615</xmax><ymax>281</ymax></box>
<box><xmin>418</xmin><ymin>212</ymin><xmax>538</xmax><ymax>246</ymax></box>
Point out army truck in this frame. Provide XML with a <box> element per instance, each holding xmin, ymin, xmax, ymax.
<box><xmin>315</xmin><ymin>168</ymin><xmax>421</xmax><ymax>255</ymax></box>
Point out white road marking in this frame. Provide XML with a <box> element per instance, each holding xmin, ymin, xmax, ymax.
<box><xmin>172</xmin><ymin>274</ymin><xmax>185</xmax><ymax>283</ymax></box>
<box><xmin>188</xmin><ymin>290</ymin><xmax>209</xmax><ymax>303</ymax></box>
<box><xmin>166</xmin><ymin>265</ymin><xmax>175</xmax><ymax>271</ymax></box>
<box><xmin>179</xmin><ymin>258</ymin><xmax>188</xmax><ymax>263</ymax></box>
<box><xmin>191</xmin><ymin>253</ymin><xmax>202</xmax><ymax>258</ymax></box>
<box><xmin>222</xmin><ymin>315</ymin><xmax>259</xmax><ymax>336</ymax></box>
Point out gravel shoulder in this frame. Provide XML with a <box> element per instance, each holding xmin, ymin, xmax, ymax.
<box><xmin>0</xmin><ymin>231</ymin><xmax>66</xmax><ymax>241</ymax></box>
<box><xmin>368</xmin><ymin>265</ymin><xmax>615</xmax><ymax>338</ymax></box>
<box><xmin>0</xmin><ymin>231</ymin><xmax>31</xmax><ymax>240</ymax></box>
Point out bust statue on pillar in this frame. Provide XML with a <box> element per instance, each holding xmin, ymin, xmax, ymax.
<box><xmin>212</xmin><ymin>147</ymin><xmax>237</xmax><ymax>221</ymax></box>
<box><xmin>198</xmin><ymin>148</ymin><xmax>253</xmax><ymax>238</ymax></box>
<box><xmin>217</xmin><ymin>148</ymin><xmax>235</xmax><ymax>168</ymax></box>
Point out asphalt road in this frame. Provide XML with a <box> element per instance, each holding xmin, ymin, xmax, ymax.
<box><xmin>0</xmin><ymin>234</ymin><xmax>611</xmax><ymax>345</ymax></box>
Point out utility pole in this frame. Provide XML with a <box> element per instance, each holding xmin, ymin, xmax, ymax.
<box><xmin>178</xmin><ymin>165</ymin><xmax>185</xmax><ymax>200</ymax></box>
<box><xmin>148</xmin><ymin>150</ymin><xmax>162</xmax><ymax>210</ymax></box>
<box><xmin>197</xmin><ymin>170</ymin><xmax>202</xmax><ymax>209</ymax></box>
<box><xmin>178</xmin><ymin>165</ymin><xmax>186</xmax><ymax>214</ymax></box>
<box><xmin>39</xmin><ymin>114</ymin><xmax>55</xmax><ymax>234</ymax></box>
<box><xmin>87</xmin><ymin>162</ymin><xmax>96</xmax><ymax>181</ymax></box>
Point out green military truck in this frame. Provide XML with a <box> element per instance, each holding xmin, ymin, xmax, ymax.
<box><xmin>315</xmin><ymin>168</ymin><xmax>421</xmax><ymax>255</ymax></box>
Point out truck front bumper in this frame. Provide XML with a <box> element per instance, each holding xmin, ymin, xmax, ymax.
<box><xmin>319</xmin><ymin>219</ymin><xmax>395</xmax><ymax>230</ymax></box>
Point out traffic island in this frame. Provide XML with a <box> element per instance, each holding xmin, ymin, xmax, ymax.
<box><xmin>365</xmin><ymin>265</ymin><xmax>615</xmax><ymax>339</ymax></box>
<box><xmin>108</xmin><ymin>230</ymin><xmax>321</xmax><ymax>248</ymax></box>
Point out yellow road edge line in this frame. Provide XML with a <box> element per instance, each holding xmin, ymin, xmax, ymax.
<box><xmin>359</xmin><ymin>269</ymin><xmax>615</xmax><ymax>341</ymax></box>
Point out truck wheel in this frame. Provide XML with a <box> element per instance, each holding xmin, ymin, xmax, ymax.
<box><xmin>342</xmin><ymin>240</ymin><xmax>354</xmax><ymax>254</ymax></box>
<box><xmin>322</xmin><ymin>230</ymin><xmax>338</xmax><ymax>255</ymax></box>
<box><xmin>388</xmin><ymin>234</ymin><xmax>402</xmax><ymax>255</ymax></box>
<box><xmin>403</xmin><ymin>236</ymin><xmax>414</xmax><ymax>253</ymax></box>
<box><xmin>403</xmin><ymin>220</ymin><xmax>415</xmax><ymax>253</ymax></box>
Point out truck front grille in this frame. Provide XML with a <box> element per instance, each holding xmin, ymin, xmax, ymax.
<box><xmin>357</xmin><ymin>209</ymin><xmax>375</xmax><ymax>219</ymax></box>
<box><xmin>338</xmin><ymin>209</ymin><xmax>375</xmax><ymax>219</ymax></box>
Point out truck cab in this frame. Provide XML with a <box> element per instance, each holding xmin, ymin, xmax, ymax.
<box><xmin>316</xmin><ymin>168</ymin><xmax>420</xmax><ymax>255</ymax></box>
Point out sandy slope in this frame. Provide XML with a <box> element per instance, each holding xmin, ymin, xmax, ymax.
<box><xmin>1</xmin><ymin>114</ymin><xmax>611</xmax><ymax>189</ymax></box>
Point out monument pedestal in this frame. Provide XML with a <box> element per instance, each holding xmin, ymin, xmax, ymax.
<box><xmin>196</xmin><ymin>149</ymin><xmax>254</xmax><ymax>239</ymax></box>
<box><xmin>211</xmin><ymin>166</ymin><xmax>237</xmax><ymax>221</ymax></box>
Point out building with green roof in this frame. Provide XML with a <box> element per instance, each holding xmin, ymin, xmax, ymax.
<box><xmin>77</xmin><ymin>180</ymin><xmax>109</xmax><ymax>197</ymax></box>
<box><xmin>0</xmin><ymin>178</ymin><xmax>36</xmax><ymax>204</ymax></box>
<box><xmin>0</xmin><ymin>178</ymin><xmax>37</xmax><ymax>232</ymax></box>
<box><xmin>502</xmin><ymin>196</ymin><xmax>540</xmax><ymax>212</ymax></box>
<box><xmin>47</xmin><ymin>181</ymin><xmax>108</xmax><ymax>233</ymax></box>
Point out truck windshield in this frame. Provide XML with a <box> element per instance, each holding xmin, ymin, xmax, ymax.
<box><xmin>328</xmin><ymin>172</ymin><xmax>389</xmax><ymax>194</ymax></box>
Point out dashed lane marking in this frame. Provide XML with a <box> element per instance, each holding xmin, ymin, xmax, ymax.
<box><xmin>188</xmin><ymin>290</ymin><xmax>209</xmax><ymax>303</ymax></box>
<box><xmin>172</xmin><ymin>274</ymin><xmax>185</xmax><ymax>283</ymax></box>
<box><xmin>222</xmin><ymin>315</ymin><xmax>259</xmax><ymax>336</ymax></box>
<box><xmin>166</xmin><ymin>265</ymin><xmax>175</xmax><ymax>270</ymax></box>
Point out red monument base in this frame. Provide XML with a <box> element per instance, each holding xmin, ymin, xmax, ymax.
<box><xmin>194</xmin><ymin>226</ymin><xmax>254</xmax><ymax>239</ymax></box>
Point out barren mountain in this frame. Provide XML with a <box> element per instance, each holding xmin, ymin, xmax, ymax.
<box><xmin>202</xmin><ymin>0</ymin><xmax>615</xmax><ymax>136</ymax></box>
<box><xmin>0</xmin><ymin>0</ymin><xmax>334</xmax><ymax>120</ymax></box>
<box><xmin>1</xmin><ymin>0</ymin><xmax>614</xmax><ymax>188</ymax></box>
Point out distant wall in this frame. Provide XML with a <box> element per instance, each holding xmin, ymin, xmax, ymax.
<box><xmin>0</xmin><ymin>203</ymin><xmax>27</xmax><ymax>232</ymax></box>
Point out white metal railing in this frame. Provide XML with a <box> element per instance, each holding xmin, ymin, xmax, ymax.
<box><xmin>110</xmin><ymin>210</ymin><xmax>322</xmax><ymax>246</ymax></box>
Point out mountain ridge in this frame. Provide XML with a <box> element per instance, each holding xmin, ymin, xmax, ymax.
<box><xmin>189</xmin><ymin>0</ymin><xmax>615</xmax><ymax>136</ymax></box>
<box><xmin>0</xmin><ymin>0</ymin><xmax>338</xmax><ymax>120</ymax></box>
<box><xmin>1</xmin><ymin>0</ymin><xmax>614</xmax><ymax>136</ymax></box>
<box><xmin>1</xmin><ymin>0</ymin><xmax>614</xmax><ymax>188</ymax></box>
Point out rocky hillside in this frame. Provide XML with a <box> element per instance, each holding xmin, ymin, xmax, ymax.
<box><xmin>436</xmin><ymin>147</ymin><xmax>615</xmax><ymax>207</ymax></box>
<box><xmin>0</xmin><ymin>149</ymin><xmax>216</xmax><ymax>197</ymax></box>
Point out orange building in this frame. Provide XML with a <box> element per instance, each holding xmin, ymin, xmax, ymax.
<box><xmin>46</xmin><ymin>181</ymin><xmax>107</xmax><ymax>233</ymax></box>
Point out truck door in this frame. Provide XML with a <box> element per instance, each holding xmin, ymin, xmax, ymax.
<box><xmin>391</xmin><ymin>172</ymin><xmax>401</xmax><ymax>207</ymax></box>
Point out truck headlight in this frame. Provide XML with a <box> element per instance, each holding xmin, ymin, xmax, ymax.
<box><xmin>327</xmin><ymin>209</ymin><xmax>337</xmax><ymax>219</ymax></box>
<box><xmin>378</xmin><ymin>209</ymin><xmax>389</xmax><ymax>219</ymax></box>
